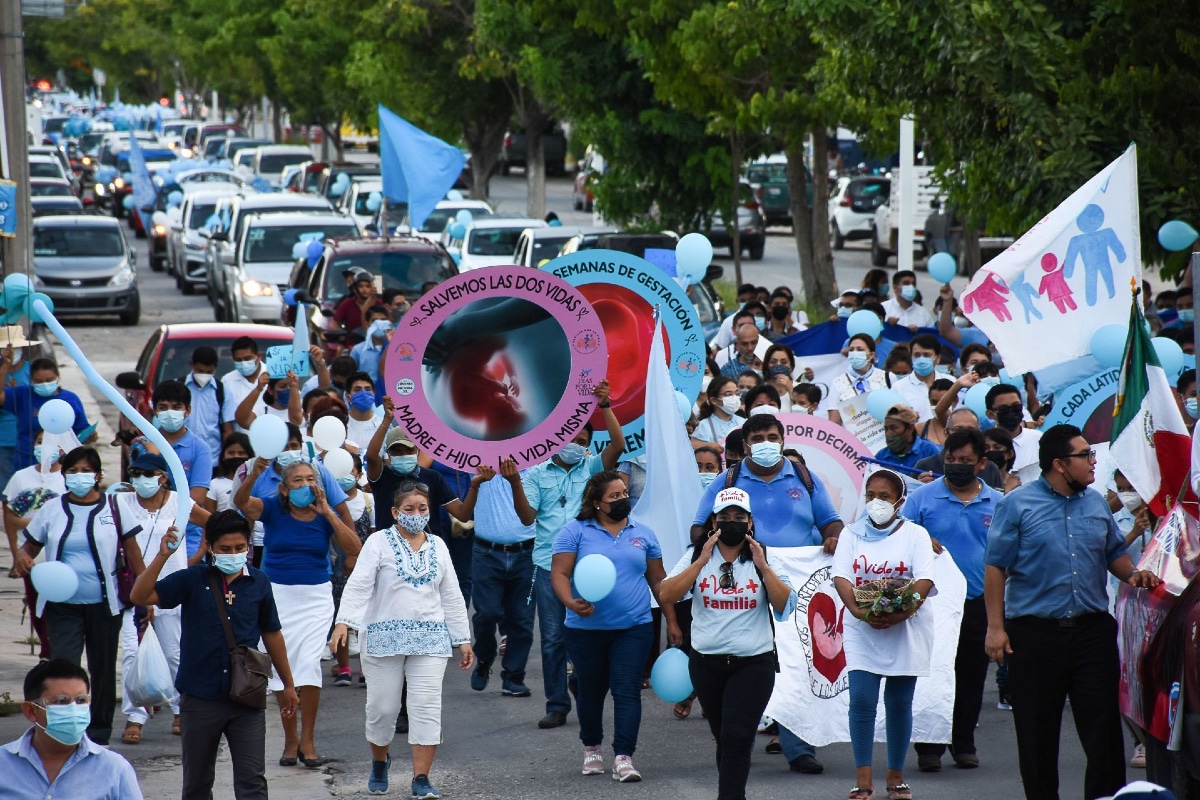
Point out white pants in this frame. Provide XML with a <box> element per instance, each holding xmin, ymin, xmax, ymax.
<box><xmin>361</xmin><ymin>653</ymin><xmax>448</xmax><ymax>747</ymax></box>
<box><xmin>120</xmin><ymin>607</ymin><xmax>182</xmax><ymax>723</ymax></box>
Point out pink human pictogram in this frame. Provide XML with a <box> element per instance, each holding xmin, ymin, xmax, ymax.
<box><xmin>962</xmin><ymin>272</ymin><xmax>1012</xmax><ymax>322</ymax></box>
<box><xmin>1037</xmin><ymin>253</ymin><xmax>1077</xmax><ymax>313</ymax></box>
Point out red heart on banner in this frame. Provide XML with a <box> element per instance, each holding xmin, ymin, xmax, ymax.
<box><xmin>808</xmin><ymin>591</ymin><xmax>847</xmax><ymax>685</ymax></box>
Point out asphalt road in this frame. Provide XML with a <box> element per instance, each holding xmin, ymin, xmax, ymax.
<box><xmin>3</xmin><ymin>173</ymin><xmax>1118</xmax><ymax>798</ymax></box>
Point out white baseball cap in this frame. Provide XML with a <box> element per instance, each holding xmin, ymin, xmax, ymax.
<box><xmin>713</xmin><ymin>487</ymin><xmax>752</xmax><ymax>514</ymax></box>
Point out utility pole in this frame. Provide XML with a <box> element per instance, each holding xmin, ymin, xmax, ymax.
<box><xmin>0</xmin><ymin>1</ymin><xmax>32</xmax><ymax>281</ymax></box>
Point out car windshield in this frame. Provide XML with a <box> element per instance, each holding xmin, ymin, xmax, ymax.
<box><xmin>244</xmin><ymin>223</ymin><xmax>356</xmax><ymax>263</ymax></box>
<box><xmin>466</xmin><ymin>227</ymin><xmax>523</xmax><ymax>256</ymax></box>
<box><xmin>848</xmin><ymin>178</ymin><xmax>890</xmax><ymax>202</ymax></box>
<box><xmin>259</xmin><ymin>154</ymin><xmax>308</xmax><ymax>175</ymax></box>
<box><xmin>34</xmin><ymin>226</ymin><xmax>125</xmax><ymax>257</ymax></box>
<box><xmin>686</xmin><ymin>283</ymin><xmax>718</xmax><ymax>325</ymax></box>
<box><xmin>29</xmin><ymin>162</ymin><xmax>62</xmax><ymax>179</ymax></box>
<box><xmin>153</xmin><ymin>333</ymin><xmax>290</xmax><ymax>385</ymax></box>
<box><xmin>746</xmin><ymin>163</ymin><xmax>787</xmax><ymax>184</ymax></box>
<box><xmin>43</xmin><ymin>118</ymin><xmax>67</xmax><ymax>134</ymax></box>
<box><xmin>162</xmin><ymin>123</ymin><xmax>188</xmax><ymax>138</ymax></box>
<box><xmin>531</xmin><ymin>236</ymin><xmax>571</xmax><ymax>264</ymax></box>
<box><xmin>354</xmin><ymin>192</ymin><xmax>382</xmax><ymax>216</ymax></box>
<box><xmin>30</xmin><ymin>183</ymin><xmax>71</xmax><ymax>197</ymax></box>
<box><xmin>420</xmin><ymin>206</ymin><xmax>492</xmax><ymax>233</ymax></box>
<box><xmin>78</xmin><ymin>132</ymin><xmax>105</xmax><ymax>153</ymax></box>
<box><xmin>204</xmin><ymin>139</ymin><xmax>227</xmax><ymax>158</ymax></box>
<box><xmin>326</xmin><ymin>251</ymin><xmax>455</xmax><ymax>301</ymax></box>
<box><xmin>188</xmin><ymin>201</ymin><xmax>221</xmax><ymax>229</ymax></box>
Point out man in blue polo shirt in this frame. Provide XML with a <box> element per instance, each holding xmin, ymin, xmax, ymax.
<box><xmin>904</xmin><ymin>428</ymin><xmax>1001</xmax><ymax>772</ymax></box>
<box><xmin>184</xmin><ymin>346</ymin><xmax>222</xmax><ymax>463</ymax></box>
<box><xmin>141</xmin><ymin>380</ymin><xmax>213</xmax><ymax>558</ymax></box>
<box><xmin>0</xmin><ymin>351</ymin><xmax>95</xmax><ymax>468</ymax></box>
<box><xmin>690</xmin><ymin>413</ymin><xmax>843</xmax><ymax>774</ymax></box>
<box><xmin>469</xmin><ymin>458</ymin><xmax>537</xmax><ymax>699</ymax></box>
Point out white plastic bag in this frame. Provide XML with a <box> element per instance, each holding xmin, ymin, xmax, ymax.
<box><xmin>126</xmin><ymin>624</ymin><xmax>175</xmax><ymax>708</ymax></box>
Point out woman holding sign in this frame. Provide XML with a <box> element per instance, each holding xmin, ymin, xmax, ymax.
<box><xmin>551</xmin><ymin>471</ymin><xmax>666</xmax><ymax>782</ymax></box>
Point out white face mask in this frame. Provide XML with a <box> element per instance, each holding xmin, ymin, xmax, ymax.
<box><xmin>192</xmin><ymin>372</ymin><xmax>214</xmax><ymax>388</ymax></box>
<box><xmin>720</xmin><ymin>396</ymin><xmax>742</xmax><ymax>415</ymax></box>
<box><xmin>866</xmin><ymin>498</ymin><xmax>897</xmax><ymax>526</ymax></box>
<box><xmin>1118</xmin><ymin>491</ymin><xmax>1143</xmax><ymax>513</ymax></box>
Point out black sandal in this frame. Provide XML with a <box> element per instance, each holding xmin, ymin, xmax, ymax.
<box><xmin>765</xmin><ymin>740</ymin><xmax>783</xmax><ymax>754</ymax></box>
<box><xmin>279</xmin><ymin>753</ymin><xmax>297</xmax><ymax>767</ymax></box>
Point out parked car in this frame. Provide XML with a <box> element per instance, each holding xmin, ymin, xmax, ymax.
<box><xmin>202</xmin><ymin>193</ymin><xmax>338</xmax><ymax>317</ymax></box>
<box><xmin>512</xmin><ymin>226</ymin><xmax>594</xmax><ymax>268</ymax></box>
<box><xmin>572</xmin><ymin>149</ymin><xmax>605</xmax><ymax>211</ymax></box>
<box><xmin>252</xmin><ymin>145</ymin><xmax>313</xmax><ymax>188</ymax></box>
<box><xmin>31</xmin><ymin>197</ymin><xmax>85</xmax><ymax>217</ymax></box>
<box><xmin>283</xmin><ymin>161</ymin><xmax>327</xmax><ymax>194</ymax></box>
<box><xmin>286</xmin><ymin>237</ymin><xmax>457</xmax><ymax>356</ymax></box>
<box><xmin>871</xmin><ymin>166</ymin><xmax>938</xmax><ymax>267</ymax></box>
<box><xmin>500</xmin><ymin>130</ymin><xmax>567</xmax><ymax>176</ymax></box>
<box><xmin>32</xmin><ymin>215</ymin><xmax>140</xmax><ymax>325</ymax></box>
<box><xmin>744</xmin><ymin>155</ymin><xmax>792</xmax><ymax>227</ymax></box>
<box><xmin>828</xmin><ymin>175</ymin><xmax>890</xmax><ymax>249</ymax></box>
<box><xmin>443</xmin><ymin>217</ymin><xmax>547</xmax><ymax>270</ymax></box>
<box><xmin>220</xmin><ymin>212</ymin><xmax>358</xmax><ymax>324</ymax></box>
<box><xmin>337</xmin><ymin>178</ymin><xmax>382</xmax><ymax>233</ymax></box>
<box><xmin>705</xmin><ymin>183</ymin><xmax>767</xmax><ymax>260</ymax></box>
<box><xmin>165</xmin><ymin>184</ymin><xmax>244</xmax><ymax>294</ymax></box>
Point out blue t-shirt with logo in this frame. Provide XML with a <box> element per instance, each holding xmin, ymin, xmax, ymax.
<box><xmin>553</xmin><ymin>518</ymin><xmax>661</xmax><ymax>630</ymax></box>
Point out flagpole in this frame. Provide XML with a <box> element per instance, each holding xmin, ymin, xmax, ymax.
<box><xmin>382</xmin><ymin>196</ymin><xmax>389</xmax><ymax>242</ymax></box>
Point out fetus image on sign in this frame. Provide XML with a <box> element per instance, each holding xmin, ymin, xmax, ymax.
<box><xmin>421</xmin><ymin>296</ymin><xmax>570</xmax><ymax>440</ymax></box>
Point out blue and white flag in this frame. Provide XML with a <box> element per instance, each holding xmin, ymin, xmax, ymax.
<box><xmin>961</xmin><ymin>145</ymin><xmax>1141</xmax><ymax>374</ymax></box>
<box><xmin>0</xmin><ymin>181</ymin><xmax>17</xmax><ymax>238</ymax></box>
<box><xmin>377</xmin><ymin>104</ymin><xmax>466</xmax><ymax>230</ymax></box>
<box><xmin>126</xmin><ymin>132</ymin><xmax>156</xmax><ymax>210</ymax></box>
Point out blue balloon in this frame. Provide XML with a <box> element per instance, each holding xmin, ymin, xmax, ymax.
<box><xmin>249</xmin><ymin>415</ymin><xmax>289</xmax><ymax>460</ymax></box>
<box><xmin>927</xmin><ymin>252</ymin><xmax>957</xmax><ymax>284</ymax></box>
<box><xmin>448</xmin><ymin>221</ymin><xmax>466</xmax><ymax>240</ymax></box>
<box><xmin>31</xmin><ymin>561</ymin><xmax>79</xmax><ymax>603</ymax></box>
<box><xmin>846</xmin><ymin>309</ymin><xmax>883</xmax><ymax>339</ymax></box>
<box><xmin>676</xmin><ymin>233</ymin><xmax>713</xmax><ymax>277</ymax></box>
<box><xmin>4</xmin><ymin>273</ymin><xmax>33</xmax><ymax>298</ymax></box>
<box><xmin>573</xmin><ymin>553</ymin><xmax>616</xmax><ymax>602</ymax></box>
<box><xmin>446</xmin><ymin>190</ymin><xmax>464</xmax><ymax>201</ymax></box>
<box><xmin>866</xmin><ymin>388</ymin><xmax>904</xmax><ymax>422</ymax></box>
<box><xmin>38</xmin><ymin>398</ymin><xmax>75</xmax><ymax>435</ymax></box>
<box><xmin>1153</xmin><ymin>336</ymin><xmax>1185</xmax><ymax>382</ymax></box>
<box><xmin>167</xmin><ymin>190</ymin><xmax>183</xmax><ymax>208</ymax></box>
<box><xmin>963</xmin><ymin>383</ymin><xmax>991</xmax><ymax>418</ymax></box>
<box><xmin>29</xmin><ymin>293</ymin><xmax>54</xmax><ymax>324</ymax></box>
<box><xmin>366</xmin><ymin>192</ymin><xmax>382</xmax><ymax>212</ymax></box>
<box><xmin>291</xmin><ymin>242</ymin><xmax>307</xmax><ymax>260</ymax></box>
<box><xmin>306</xmin><ymin>239</ymin><xmax>324</xmax><ymax>268</ymax></box>
<box><xmin>455</xmin><ymin>209</ymin><xmax>473</xmax><ymax>226</ymax></box>
<box><xmin>1158</xmin><ymin>220</ymin><xmax>1199</xmax><ymax>252</ymax></box>
<box><xmin>122</xmin><ymin>195</ymin><xmax>135</xmax><ymax>210</ymax></box>
<box><xmin>650</xmin><ymin>648</ymin><xmax>693</xmax><ymax>703</ymax></box>
<box><xmin>283</xmin><ymin>288</ymin><xmax>299</xmax><ymax>308</ymax></box>
<box><xmin>1089</xmin><ymin>324</ymin><xmax>1128</xmax><ymax>368</ymax></box>
<box><xmin>675</xmin><ymin>390</ymin><xmax>694</xmax><ymax>423</ymax></box>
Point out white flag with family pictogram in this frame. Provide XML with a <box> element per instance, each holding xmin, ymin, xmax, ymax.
<box><xmin>764</xmin><ymin>546</ymin><xmax>967</xmax><ymax>747</ymax></box>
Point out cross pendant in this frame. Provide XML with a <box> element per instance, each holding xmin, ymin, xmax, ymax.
<box><xmin>225</xmin><ymin>590</ymin><xmax>235</xmax><ymax>605</ymax></box>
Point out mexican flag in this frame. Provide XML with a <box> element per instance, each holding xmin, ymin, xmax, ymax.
<box><xmin>1109</xmin><ymin>296</ymin><xmax>1193</xmax><ymax>516</ymax></box>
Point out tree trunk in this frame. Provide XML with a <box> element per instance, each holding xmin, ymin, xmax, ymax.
<box><xmin>271</xmin><ymin>100</ymin><xmax>282</xmax><ymax>144</ymax></box>
<box><xmin>463</xmin><ymin>115</ymin><xmax>506</xmax><ymax>201</ymax></box>
<box><xmin>524</xmin><ymin>99</ymin><xmax>551</xmax><ymax>219</ymax></box>
<box><xmin>786</xmin><ymin>144</ymin><xmax>817</xmax><ymax>301</ymax></box>
<box><xmin>730</xmin><ymin>135</ymin><xmax>743</xmax><ymax>285</ymax></box>
<box><xmin>809</xmin><ymin>128</ymin><xmax>837</xmax><ymax>302</ymax></box>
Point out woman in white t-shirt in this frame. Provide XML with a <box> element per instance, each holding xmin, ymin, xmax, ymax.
<box><xmin>692</xmin><ymin>376</ymin><xmax>746</xmax><ymax>452</ymax></box>
<box><xmin>831</xmin><ymin>469</ymin><xmax>936</xmax><ymax>800</ymax></box>
<box><xmin>116</xmin><ymin>452</ymin><xmax>210</xmax><ymax>744</ymax></box>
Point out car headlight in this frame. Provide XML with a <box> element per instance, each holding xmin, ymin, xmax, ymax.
<box><xmin>94</xmin><ymin>183</ymin><xmax>106</xmax><ymax>196</ymax></box>
<box><xmin>241</xmin><ymin>279</ymin><xmax>274</xmax><ymax>298</ymax></box>
<box><xmin>82</xmin><ymin>156</ymin><xmax>92</xmax><ymax>166</ymax></box>
<box><xmin>153</xmin><ymin>224</ymin><xmax>167</xmax><ymax>236</ymax></box>
<box><xmin>113</xmin><ymin>178</ymin><xmax>125</xmax><ymax>189</ymax></box>
<box><xmin>108</xmin><ymin>266</ymin><xmax>135</xmax><ymax>287</ymax></box>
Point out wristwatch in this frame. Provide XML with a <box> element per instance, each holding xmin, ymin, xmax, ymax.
<box><xmin>597</xmin><ymin>401</ymin><xmax>612</xmax><ymax>409</ymax></box>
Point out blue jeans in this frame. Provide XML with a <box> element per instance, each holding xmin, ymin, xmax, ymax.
<box><xmin>533</xmin><ymin>567</ymin><xmax>571</xmax><ymax>715</ymax></box>
<box><xmin>0</xmin><ymin>446</ymin><xmax>15</xmax><ymax>500</ymax></box>
<box><xmin>779</xmin><ymin>724</ymin><xmax>817</xmax><ymax>760</ymax></box>
<box><xmin>848</xmin><ymin>670</ymin><xmax>917</xmax><ymax>770</ymax></box>
<box><xmin>471</xmin><ymin>542</ymin><xmax>535</xmax><ymax>682</ymax></box>
<box><xmin>564</xmin><ymin>622</ymin><xmax>654</xmax><ymax>756</ymax></box>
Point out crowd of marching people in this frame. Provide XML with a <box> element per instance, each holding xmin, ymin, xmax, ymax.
<box><xmin>2</xmin><ymin>265</ymin><xmax>1197</xmax><ymax>800</ymax></box>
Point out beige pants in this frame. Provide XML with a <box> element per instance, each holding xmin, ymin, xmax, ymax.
<box><xmin>361</xmin><ymin>653</ymin><xmax>448</xmax><ymax>747</ymax></box>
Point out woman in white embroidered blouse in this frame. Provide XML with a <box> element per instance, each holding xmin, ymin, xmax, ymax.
<box><xmin>330</xmin><ymin>481</ymin><xmax>474</xmax><ymax>799</ymax></box>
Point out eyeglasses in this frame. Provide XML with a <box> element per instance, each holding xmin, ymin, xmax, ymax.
<box><xmin>1061</xmin><ymin>450</ymin><xmax>1098</xmax><ymax>462</ymax></box>
<box><xmin>38</xmin><ymin>694</ymin><xmax>90</xmax><ymax>707</ymax></box>
<box><xmin>719</xmin><ymin>562</ymin><xmax>733</xmax><ymax>589</ymax></box>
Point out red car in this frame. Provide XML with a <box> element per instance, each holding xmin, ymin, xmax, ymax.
<box><xmin>115</xmin><ymin>322</ymin><xmax>294</xmax><ymax>442</ymax></box>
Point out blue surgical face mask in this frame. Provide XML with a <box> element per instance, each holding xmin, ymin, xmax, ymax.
<box><xmin>33</xmin><ymin>446</ymin><xmax>58</xmax><ymax>465</ymax></box>
<box><xmin>212</xmin><ymin>552</ymin><xmax>247</xmax><ymax>575</ymax></box>
<box><xmin>911</xmin><ymin>356</ymin><xmax>935</xmax><ymax>377</ymax></box>
<box><xmin>934</xmin><ymin>364</ymin><xmax>951</xmax><ymax>375</ymax></box>
<box><xmin>153</xmin><ymin>409</ymin><xmax>186</xmax><ymax>433</ymax></box>
<box><xmin>900</xmin><ymin>285</ymin><xmax>917</xmax><ymax>301</ymax></box>
<box><xmin>1187</xmin><ymin>398</ymin><xmax>1199</xmax><ymax>419</ymax></box>
<box><xmin>754</xmin><ymin>316</ymin><xmax>767</xmax><ymax>331</ymax></box>
<box><xmin>836</xmin><ymin>306</ymin><xmax>854</xmax><ymax>319</ymax></box>
<box><xmin>130</xmin><ymin>475</ymin><xmax>162</xmax><ymax>498</ymax></box>
<box><xmin>275</xmin><ymin>449</ymin><xmax>305</xmax><ymax>468</ymax></box>
<box><xmin>234</xmin><ymin>358</ymin><xmax>258</xmax><ymax>377</ymax></box>
<box><xmin>32</xmin><ymin>381</ymin><xmax>58</xmax><ymax>397</ymax></box>
<box><xmin>749</xmin><ymin>441</ymin><xmax>783</xmax><ymax>468</ymax></box>
<box><xmin>557</xmin><ymin>442</ymin><xmax>586</xmax><ymax>465</ymax></box>
<box><xmin>288</xmin><ymin>485</ymin><xmax>315</xmax><ymax>508</ymax></box>
<box><xmin>847</xmin><ymin>351</ymin><xmax>870</xmax><ymax>371</ymax></box>
<box><xmin>699</xmin><ymin>472</ymin><xmax>717</xmax><ymax>488</ymax></box>
<box><xmin>389</xmin><ymin>455</ymin><xmax>418</xmax><ymax>475</ymax></box>
<box><xmin>980</xmin><ymin>377</ymin><xmax>1001</xmax><ymax>388</ymax></box>
<box><xmin>64</xmin><ymin>472</ymin><xmax>96</xmax><ymax>497</ymax></box>
<box><xmin>336</xmin><ymin>474</ymin><xmax>358</xmax><ymax>491</ymax></box>
<box><xmin>38</xmin><ymin>702</ymin><xmax>91</xmax><ymax>746</ymax></box>
<box><xmin>350</xmin><ymin>390</ymin><xmax>375</xmax><ymax>412</ymax></box>
<box><xmin>272</xmin><ymin>389</ymin><xmax>291</xmax><ymax>407</ymax></box>
<box><xmin>1179</xmin><ymin>309</ymin><xmax>1195</xmax><ymax>325</ymax></box>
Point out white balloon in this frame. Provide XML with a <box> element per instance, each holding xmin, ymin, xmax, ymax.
<box><xmin>323</xmin><ymin>447</ymin><xmax>354</xmax><ymax>479</ymax></box>
<box><xmin>312</xmin><ymin>416</ymin><xmax>347</xmax><ymax>451</ymax></box>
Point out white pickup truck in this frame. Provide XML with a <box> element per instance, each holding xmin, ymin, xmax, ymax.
<box><xmin>870</xmin><ymin>166</ymin><xmax>939</xmax><ymax>267</ymax></box>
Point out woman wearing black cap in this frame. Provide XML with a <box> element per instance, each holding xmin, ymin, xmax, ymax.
<box><xmin>115</xmin><ymin>451</ymin><xmax>211</xmax><ymax>744</ymax></box>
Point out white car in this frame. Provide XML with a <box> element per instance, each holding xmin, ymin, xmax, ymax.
<box><xmin>443</xmin><ymin>217</ymin><xmax>547</xmax><ymax>270</ymax></box>
<box><xmin>828</xmin><ymin>175</ymin><xmax>890</xmax><ymax>249</ymax></box>
<box><xmin>251</xmin><ymin>145</ymin><xmax>313</xmax><ymax>188</ymax></box>
<box><xmin>28</xmin><ymin>154</ymin><xmax>69</xmax><ymax>183</ymax></box>
<box><xmin>338</xmin><ymin>178</ymin><xmax>382</xmax><ymax>234</ymax></box>
<box><xmin>512</xmin><ymin>226</ymin><xmax>597</xmax><ymax>268</ymax></box>
<box><xmin>165</xmin><ymin>184</ymin><xmax>244</xmax><ymax>295</ymax></box>
<box><xmin>406</xmin><ymin>199</ymin><xmax>494</xmax><ymax>242</ymax></box>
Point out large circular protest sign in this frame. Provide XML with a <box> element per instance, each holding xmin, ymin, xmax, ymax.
<box><xmin>541</xmin><ymin>249</ymin><xmax>705</xmax><ymax>459</ymax></box>
<box><xmin>1041</xmin><ymin>366</ymin><xmax>1121</xmax><ymax>444</ymax></box>
<box><xmin>778</xmin><ymin>413</ymin><xmax>872</xmax><ymax>524</ymax></box>
<box><xmin>384</xmin><ymin>266</ymin><xmax>608</xmax><ymax>469</ymax></box>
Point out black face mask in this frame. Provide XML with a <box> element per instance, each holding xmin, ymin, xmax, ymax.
<box><xmin>220</xmin><ymin>457</ymin><xmax>247</xmax><ymax>477</ymax></box>
<box><xmin>771</xmin><ymin>305</ymin><xmax>790</xmax><ymax>321</ymax></box>
<box><xmin>995</xmin><ymin>407</ymin><xmax>1024</xmax><ymax>431</ymax></box>
<box><xmin>604</xmin><ymin>498</ymin><xmax>632</xmax><ymax>522</ymax></box>
<box><xmin>943</xmin><ymin>463</ymin><xmax>978</xmax><ymax>488</ymax></box>
<box><xmin>718</xmin><ymin>521</ymin><xmax>750</xmax><ymax>547</ymax></box>
<box><xmin>984</xmin><ymin>450</ymin><xmax>1011</xmax><ymax>470</ymax></box>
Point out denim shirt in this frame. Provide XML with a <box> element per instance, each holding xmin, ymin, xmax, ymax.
<box><xmin>0</xmin><ymin>729</ymin><xmax>142</xmax><ymax>800</ymax></box>
<box><xmin>985</xmin><ymin>476</ymin><xmax>1127</xmax><ymax>619</ymax></box>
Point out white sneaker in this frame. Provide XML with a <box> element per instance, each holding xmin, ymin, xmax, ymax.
<box><xmin>612</xmin><ymin>755</ymin><xmax>642</xmax><ymax>782</ymax></box>
<box><xmin>320</xmin><ymin>648</ymin><xmax>335</xmax><ymax>661</ymax></box>
<box><xmin>1130</xmin><ymin>743</ymin><xmax>1146</xmax><ymax>768</ymax></box>
<box><xmin>582</xmin><ymin>747</ymin><xmax>605</xmax><ymax>776</ymax></box>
